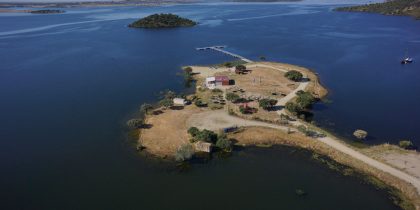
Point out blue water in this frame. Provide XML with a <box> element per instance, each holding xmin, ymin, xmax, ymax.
<box><xmin>0</xmin><ymin>3</ymin><xmax>419</xmax><ymax>209</ymax></box>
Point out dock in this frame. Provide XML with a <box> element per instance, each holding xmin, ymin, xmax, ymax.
<box><xmin>196</xmin><ymin>46</ymin><xmax>253</xmax><ymax>63</ymax></box>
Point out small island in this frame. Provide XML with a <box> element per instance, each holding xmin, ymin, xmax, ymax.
<box><xmin>30</xmin><ymin>9</ymin><xmax>65</xmax><ymax>14</ymax></box>
<box><xmin>335</xmin><ymin>0</ymin><xmax>420</xmax><ymax>19</ymax></box>
<box><xmin>128</xmin><ymin>13</ymin><xmax>197</xmax><ymax>28</ymax></box>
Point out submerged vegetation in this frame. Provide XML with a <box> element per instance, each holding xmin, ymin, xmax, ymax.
<box><xmin>335</xmin><ymin>0</ymin><xmax>420</xmax><ymax>19</ymax></box>
<box><xmin>129</xmin><ymin>13</ymin><xmax>197</xmax><ymax>28</ymax></box>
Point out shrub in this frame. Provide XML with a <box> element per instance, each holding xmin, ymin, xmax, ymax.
<box><xmin>175</xmin><ymin>144</ymin><xmax>194</xmax><ymax>162</ymax></box>
<box><xmin>211</xmin><ymin>88</ymin><xmax>223</xmax><ymax>93</ymax></box>
<box><xmin>183</xmin><ymin>66</ymin><xmax>193</xmax><ymax>73</ymax></box>
<box><xmin>285</xmin><ymin>70</ymin><xmax>303</xmax><ymax>81</ymax></box>
<box><xmin>140</xmin><ymin>103</ymin><xmax>153</xmax><ymax>114</ymax></box>
<box><xmin>126</xmin><ymin>118</ymin><xmax>143</xmax><ymax>129</ymax></box>
<box><xmin>399</xmin><ymin>140</ymin><xmax>414</xmax><ymax>149</ymax></box>
<box><xmin>285</xmin><ymin>102</ymin><xmax>302</xmax><ymax>114</ymax></box>
<box><xmin>353</xmin><ymin>129</ymin><xmax>368</xmax><ymax>140</ymax></box>
<box><xmin>226</xmin><ymin>92</ymin><xmax>240</xmax><ymax>102</ymax></box>
<box><xmin>159</xmin><ymin>98</ymin><xmax>173</xmax><ymax>108</ymax></box>
<box><xmin>296</xmin><ymin>91</ymin><xmax>316</xmax><ymax>109</ymax></box>
<box><xmin>194</xmin><ymin>99</ymin><xmax>207</xmax><ymax>107</ymax></box>
<box><xmin>235</xmin><ymin>64</ymin><xmax>246</xmax><ymax>72</ymax></box>
<box><xmin>259</xmin><ymin>98</ymin><xmax>278</xmax><ymax>110</ymax></box>
<box><xmin>216</xmin><ymin>135</ymin><xmax>233</xmax><ymax>152</ymax></box>
<box><xmin>224</xmin><ymin>62</ymin><xmax>233</xmax><ymax>68</ymax></box>
<box><xmin>188</xmin><ymin>127</ymin><xmax>200</xmax><ymax>137</ymax></box>
<box><xmin>190</xmin><ymin>129</ymin><xmax>218</xmax><ymax>143</ymax></box>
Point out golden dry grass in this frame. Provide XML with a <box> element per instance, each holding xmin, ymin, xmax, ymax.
<box><xmin>140</xmin><ymin>106</ymin><xmax>201</xmax><ymax>157</ymax></box>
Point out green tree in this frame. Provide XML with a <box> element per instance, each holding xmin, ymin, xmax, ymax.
<box><xmin>140</xmin><ymin>103</ymin><xmax>153</xmax><ymax>114</ymax></box>
<box><xmin>126</xmin><ymin>118</ymin><xmax>144</xmax><ymax>129</ymax></box>
<box><xmin>188</xmin><ymin>127</ymin><xmax>200</xmax><ymax>137</ymax></box>
<box><xmin>183</xmin><ymin>66</ymin><xmax>193</xmax><ymax>73</ymax></box>
<box><xmin>285</xmin><ymin>70</ymin><xmax>303</xmax><ymax>82</ymax></box>
<box><xmin>296</xmin><ymin>91</ymin><xmax>315</xmax><ymax>109</ymax></box>
<box><xmin>285</xmin><ymin>102</ymin><xmax>302</xmax><ymax>114</ymax></box>
<box><xmin>235</xmin><ymin>64</ymin><xmax>246</xmax><ymax>71</ymax></box>
<box><xmin>175</xmin><ymin>144</ymin><xmax>194</xmax><ymax>162</ymax></box>
<box><xmin>399</xmin><ymin>140</ymin><xmax>414</xmax><ymax>149</ymax></box>
<box><xmin>259</xmin><ymin>98</ymin><xmax>278</xmax><ymax>110</ymax></box>
<box><xmin>216</xmin><ymin>135</ymin><xmax>233</xmax><ymax>152</ymax></box>
<box><xmin>159</xmin><ymin>98</ymin><xmax>173</xmax><ymax>109</ymax></box>
<box><xmin>193</xmin><ymin>129</ymin><xmax>218</xmax><ymax>143</ymax></box>
<box><xmin>226</xmin><ymin>92</ymin><xmax>240</xmax><ymax>102</ymax></box>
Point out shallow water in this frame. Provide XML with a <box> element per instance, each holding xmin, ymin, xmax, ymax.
<box><xmin>0</xmin><ymin>3</ymin><xmax>418</xmax><ymax>209</ymax></box>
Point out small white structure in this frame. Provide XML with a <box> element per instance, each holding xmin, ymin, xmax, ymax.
<box><xmin>173</xmin><ymin>98</ymin><xmax>187</xmax><ymax>106</ymax></box>
<box><xmin>194</xmin><ymin>141</ymin><xmax>212</xmax><ymax>153</ymax></box>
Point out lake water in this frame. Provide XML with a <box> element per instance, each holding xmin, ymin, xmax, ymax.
<box><xmin>0</xmin><ymin>3</ymin><xmax>419</xmax><ymax>209</ymax></box>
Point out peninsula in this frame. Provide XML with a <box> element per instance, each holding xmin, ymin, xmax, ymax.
<box><xmin>130</xmin><ymin>54</ymin><xmax>420</xmax><ymax>209</ymax></box>
<box><xmin>336</xmin><ymin>0</ymin><xmax>420</xmax><ymax>19</ymax></box>
<box><xmin>128</xmin><ymin>14</ymin><xmax>197</xmax><ymax>28</ymax></box>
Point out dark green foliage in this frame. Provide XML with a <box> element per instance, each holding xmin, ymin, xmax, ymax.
<box><xmin>335</xmin><ymin>0</ymin><xmax>420</xmax><ymax>19</ymax></box>
<box><xmin>216</xmin><ymin>135</ymin><xmax>233</xmax><ymax>152</ymax></box>
<box><xmin>194</xmin><ymin>99</ymin><xmax>207</xmax><ymax>107</ymax></box>
<box><xmin>259</xmin><ymin>56</ymin><xmax>266</xmax><ymax>60</ymax></box>
<box><xmin>296</xmin><ymin>90</ymin><xmax>316</xmax><ymax>109</ymax></box>
<box><xmin>140</xmin><ymin>103</ymin><xmax>153</xmax><ymax>114</ymax></box>
<box><xmin>226</xmin><ymin>92</ymin><xmax>240</xmax><ymax>102</ymax></box>
<box><xmin>175</xmin><ymin>144</ymin><xmax>194</xmax><ymax>162</ymax></box>
<box><xmin>129</xmin><ymin>13</ymin><xmax>197</xmax><ymax>28</ymax></box>
<box><xmin>126</xmin><ymin>118</ymin><xmax>144</xmax><ymax>129</ymax></box>
<box><xmin>285</xmin><ymin>102</ymin><xmax>302</xmax><ymax>114</ymax></box>
<box><xmin>399</xmin><ymin>140</ymin><xmax>414</xmax><ymax>149</ymax></box>
<box><xmin>189</xmin><ymin>128</ymin><xmax>218</xmax><ymax>143</ymax></box>
<box><xmin>235</xmin><ymin>64</ymin><xmax>246</xmax><ymax>71</ymax></box>
<box><xmin>211</xmin><ymin>88</ymin><xmax>223</xmax><ymax>93</ymax></box>
<box><xmin>259</xmin><ymin>98</ymin><xmax>278</xmax><ymax>110</ymax></box>
<box><xmin>159</xmin><ymin>98</ymin><xmax>173</xmax><ymax>108</ymax></box>
<box><xmin>239</xmin><ymin>106</ymin><xmax>257</xmax><ymax>114</ymax></box>
<box><xmin>30</xmin><ymin>9</ymin><xmax>64</xmax><ymax>14</ymax></box>
<box><xmin>183</xmin><ymin>66</ymin><xmax>193</xmax><ymax>73</ymax></box>
<box><xmin>285</xmin><ymin>70</ymin><xmax>303</xmax><ymax>81</ymax></box>
<box><xmin>188</xmin><ymin>127</ymin><xmax>200</xmax><ymax>137</ymax></box>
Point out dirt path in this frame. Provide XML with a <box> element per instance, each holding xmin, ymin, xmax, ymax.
<box><xmin>187</xmin><ymin>62</ymin><xmax>420</xmax><ymax>196</ymax></box>
<box><xmin>187</xmin><ymin>110</ymin><xmax>420</xmax><ymax>195</ymax></box>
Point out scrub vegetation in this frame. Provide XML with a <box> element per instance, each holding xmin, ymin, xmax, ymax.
<box><xmin>129</xmin><ymin>13</ymin><xmax>197</xmax><ymax>28</ymax></box>
<box><xmin>335</xmin><ymin>0</ymin><xmax>420</xmax><ymax>19</ymax></box>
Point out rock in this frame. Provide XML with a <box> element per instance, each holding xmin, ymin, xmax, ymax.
<box><xmin>353</xmin><ymin>129</ymin><xmax>368</xmax><ymax>140</ymax></box>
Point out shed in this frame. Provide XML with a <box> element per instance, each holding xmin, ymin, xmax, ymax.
<box><xmin>205</xmin><ymin>76</ymin><xmax>230</xmax><ymax>89</ymax></box>
<box><xmin>173</xmin><ymin>98</ymin><xmax>186</xmax><ymax>106</ymax></box>
<box><xmin>194</xmin><ymin>141</ymin><xmax>212</xmax><ymax>153</ymax></box>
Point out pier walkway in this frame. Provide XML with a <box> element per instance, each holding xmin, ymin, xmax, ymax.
<box><xmin>196</xmin><ymin>46</ymin><xmax>253</xmax><ymax>63</ymax></box>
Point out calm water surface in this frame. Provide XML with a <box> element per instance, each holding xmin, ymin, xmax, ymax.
<box><xmin>0</xmin><ymin>3</ymin><xmax>419</xmax><ymax>209</ymax></box>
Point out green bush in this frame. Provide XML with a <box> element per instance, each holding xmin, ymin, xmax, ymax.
<box><xmin>226</xmin><ymin>92</ymin><xmax>240</xmax><ymax>102</ymax></box>
<box><xmin>399</xmin><ymin>140</ymin><xmax>414</xmax><ymax>149</ymax></box>
<box><xmin>216</xmin><ymin>135</ymin><xmax>233</xmax><ymax>152</ymax></box>
<box><xmin>235</xmin><ymin>64</ymin><xmax>246</xmax><ymax>71</ymax></box>
<box><xmin>175</xmin><ymin>144</ymin><xmax>194</xmax><ymax>162</ymax></box>
<box><xmin>259</xmin><ymin>98</ymin><xmax>278</xmax><ymax>110</ymax></box>
<box><xmin>159</xmin><ymin>98</ymin><xmax>173</xmax><ymax>108</ymax></box>
<box><xmin>296</xmin><ymin>91</ymin><xmax>316</xmax><ymax>109</ymax></box>
<box><xmin>140</xmin><ymin>103</ymin><xmax>153</xmax><ymax>114</ymax></box>
<box><xmin>183</xmin><ymin>66</ymin><xmax>193</xmax><ymax>73</ymax></box>
<box><xmin>285</xmin><ymin>102</ymin><xmax>302</xmax><ymax>114</ymax></box>
<box><xmin>285</xmin><ymin>70</ymin><xmax>303</xmax><ymax>81</ymax></box>
<box><xmin>188</xmin><ymin>127</ymin><xmax>200</xmax><ymax>137</ymax></box>
<box><xmin>194</xmin><ymin>99</ymin><xmax>207</xmax><ymax>107</ymax></box>
<box><xmin>189</xmin><ymin>128</ymin><xmax>218</xmax><ymax>143</ymax></box>
<box><xmin>126</xmin><ymin>118</ymin><xmax>144</xmax><ymax>129</ymax></box>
